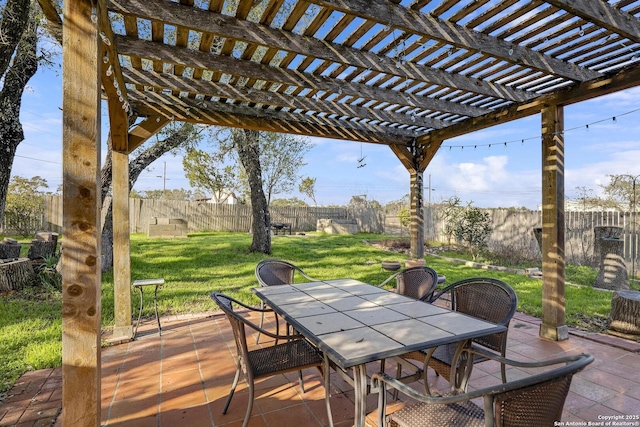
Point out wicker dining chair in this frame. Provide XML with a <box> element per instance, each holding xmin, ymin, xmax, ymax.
<box><xmin>254</xmin><ymin>259</ymin><xmax>317</xmax><ymax>343</ymax></box>
<box><xmin>378</xmin><ymin>266</ymin><xmax>439</xmax><ymax>301</ymax></box>
<box><xmin>373</xmin><ymin>349</ymin><xmax>594</xmax><ymax>427</ymax></box>
<box><xmin>398</xmin><ymin>278</ymin><xmax>517</xmax><ymax>394</ymax></box>
<box><xmin>211</xmin><ymin>292</ymin><xmax>333</xmax><ymax>427</ymax></box>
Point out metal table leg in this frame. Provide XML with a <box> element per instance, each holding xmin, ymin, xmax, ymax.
<box><xmin>450</xmin><ymin>339</ymin><xmax>473</xmax><ymax>393</ymax></box>
<box><xmin>133</xmin><ymin>285</ymin><xmax>145</xmax><ymax>338</ymax></box>
<box><xmin>353</xmin><ymin>364</ymin><xmax>368</xmax><ymax>427</ymax></box>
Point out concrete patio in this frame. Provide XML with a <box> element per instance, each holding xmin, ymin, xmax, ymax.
<box><xmin>2</xmin><ymin>309</ymin><xmax>640</xmax><ymax>427</ymax></box>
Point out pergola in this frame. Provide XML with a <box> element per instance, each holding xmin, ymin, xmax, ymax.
<box><xmin>36</xmin><ymin>0</ymin><xmax>640</xmax><ymax>424</ymax></box>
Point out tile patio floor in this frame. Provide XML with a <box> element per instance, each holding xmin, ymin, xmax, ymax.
<box><xmin>2</xmin><ymin>310</ymin><xmax>640</xmax><ymax>427</ymax></box>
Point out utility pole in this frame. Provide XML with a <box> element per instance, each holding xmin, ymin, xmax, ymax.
<box><xmin>156</xmin><ymin>161</ymin><xmax>168</xmax><ymax>198</ymax></box>
<box><xmin>428</xmin><ymin>174</ymin><xmax>435</xmax><ymax>206</ymax></box>
<box><xmin>163</xmin><ymin>161</ymin><xmax>167</xmax><ymax>198</ymax></box>
<box><xmin>427</xmin><ymin>174</ymin><xmax>435</xmax><ymax>240</ymax></box>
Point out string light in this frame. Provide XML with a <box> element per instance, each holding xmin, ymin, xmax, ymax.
<box><xmin>441</xmin><ymin>107</ymin><xmax>640</xmax><ymax>150</ymax></box>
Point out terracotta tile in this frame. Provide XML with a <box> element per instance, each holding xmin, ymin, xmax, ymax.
<box><xmin>261</xmin><ymin>402</ymin><xmax>321</xmax><ymax>426</ymax></box>
<box><xmin>114</xmin><ymin>377</ymin><xmax>160</xmax><ymax>400</ymax></box>
<box><xmin>597</xmin><ymin>360</ymin><xmax>640</xmax><ymax>383</ymax></box>
<box><xmin>626</xmin><ymin>384</ymin><xmax>640</xmax><ymax>400</ymax></box>
<box><xmin>573</xmin><ymin>403</ymin><xmax>625</xmax><ymax>422</ymax></box>
<box><xmin>254</xmin><ymin>383</ymin><xmax>304</xmax><ymax>413</ymax></box>
<box><xmin>570</xmin><ymin>376</ymin><xmax>617</xmax><ymax>402</ymax></box>
<box><xmin>105</xmin><ymin>394</ymin><xmax>160</xmax><ymax>424</ymax></box>
<box><xmin>601</xmin><ymin>393</ymin><xmax>640</xmax><ymax>414</ymax></box>
<box><xmin>106</xmin><ymin>414</ymin><xmax>159</xmax><ymax>427</ymax></box>
<box><xmin>0</xmin><ymin>409</ymin><xmax>26</xmax><ymax>426</ymax></box>
<box><xmin>580</xmin><ymin>367</ymin><xmax>638</xmax><ymax>393</ymax></box>
<box><xmin>563</xmin><ymin>391</ymin><xmax>599</xmax><ymax>415</ymax></box>
<box><xmin>6</xmin><ymin>312</ymin><xmax>640</xmax><ymax>427</ymax></box>
<box><xmin>614</xmin><ymin>353</ymin><xmax>640</xmax><ymax>368</ymax></box>
<box><xmin>160</xmin><ymin>382</ymin><xmax>208</xmax><ymax>411</ymax></box>
<box><xmin>159</xmin><ymin>403</ymin><xmax>212</xmax><ymax>426</ymax></box>
<box><xmin>17</xmin><ymin>402</ymin><xmax>61</xmax><ymax>423</ymax></box>
<box><xmin>209</xmin><ymin>390</ymin><xmax>253</xmax><ymax>425</ymax></box>
<box><xmin>203</xmin><ymin>376</ymin><xmax>246</xmax><ymax>402</ymax></box>
<box><xmin>161</xmin><ymin>368</ymin><xmax>201</xmax><ymax>392</ymax></box>
<box><xmin>306</xmin><ymin>392</ymin><xmax>356</xmax><ymax>426</ymax></box>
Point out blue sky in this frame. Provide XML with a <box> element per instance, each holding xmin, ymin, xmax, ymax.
<box><xmin>14</xmin><ymin>62</ymin><xmax>640</xmax><ymax>210</ymax></box>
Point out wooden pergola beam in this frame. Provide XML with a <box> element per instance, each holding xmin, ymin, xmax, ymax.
<box><xmin>308</xmin><ymin>0</ymin><xmax>601</xmax><ymax>81</ymax></box>
<box><xmin>128</xmin><ymin>91</ymin><xmax>417</xmax><ymax>145</ymax></box>
<box><xmin>109</xmin><ymin>0</ymin><xmax>531</xmax><ymax>103</ymax></box>
<box><xmin>36</xmin><ymin>0</ymin><xmax>63</xmax><ymax>44</ymax></box>
<box><xmin>127</xmin><ymin>115</ymin><xmax>170</xmax><ymax>153</ymax></box>
<box><xmin>122</xmin><ymin>68</ymin><xmax>447</xmax><ymax>130</ymax></box>
<box><xmin>98</xmin><ymin>0</ymin><xmax>130</xmax><ymax>153</ymax></box>
<box><xmin>115</xmin><ymin>36</ymin><xmax>487</xmax><ymax>119</ymax></box>
<box><xmin>548</xmin><ymin>0</ymin><xmax>640</xmax><ymax>44</ymax></box>
<box><xmin>422</xmin><ymin>62</ymin><xmax>640</xmax><ymax>144</ymax></box>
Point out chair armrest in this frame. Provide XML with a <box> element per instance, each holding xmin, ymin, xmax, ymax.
<box><xmin>297</xmin><ymin>269</ymin><xmax>318</xmax><ymax>282</ymax></box>
<box><xmin>376</xmin><ymin>350</ymin><xmax>594</xmax><ymax>403</ymax></box>
<box><xmin>212</xmin><ymin>292</ymin><xmax>304</xmax><ymax>341</ymax></box>
<box><xmin>428</xmin><ymin>284</ymin><xmax>452</xmax><ymax>303</ymax></box>
<box><xmin>227</xmin><ymin>296</ymin><xmax>275</xmax><ymax>313</ymax></box>
<box><xmin>374</xmin><ymin>351</ymin><xmax>593</xmax><ymax>427</ymax></box>
<box><xmin>378</xmin><ymin>271</ymin><xmax>400</xmax><ymax>288</ymax></box>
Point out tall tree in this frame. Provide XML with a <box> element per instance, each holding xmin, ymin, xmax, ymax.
<box><xmin>299</xmin><ymin>177</ymin><xmax>317</xmax><ymax>207</ymax></box>
<box><xmin>258</xmin><ymin>132</ymin><xmax>312</xmax><ymax>205</ymax></box>
<box><xmin>194</xmin><ymin>128</ymin><xmax>313</xmax><ymax>253</ymax></box>
<box><xmin>601</xmin><ymin>174</ymin><xmax>640</xmax><ymax>211</ymax></box>
<box><xmin>100</xmin><ymin>121</ymin><xmax>203</xmax><ymax>271</ymax></box>
<box><xmin>4</xmin><ymin>175</ymin><xmax>47</xmax><ymax>237</ymax></box>
<box><xmin>0</xmin><ymin>0</ymin><xmax>41</xmax><ymax>227</ymax></box>
<box><xmin>182</xmin><ymin>148</ymin><xmax>239</xmax><ymax>203</ymax></box>
<box><xmin>233</xmin><ymin>129</ymin><xmax>271</xmax><ymax>253</ymax></box>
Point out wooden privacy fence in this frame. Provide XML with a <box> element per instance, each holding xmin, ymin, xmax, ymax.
<box><xmin>423</xmin><ymin>207</ymin><xmax>639</xmax><ymax>272</ymax></box>
<box><xmin>12</xmin><ymin>197</ymin><xmax>639</xmax><ymax>273</ymax></box>
<box><xmin>36</xmin><ymin>196</ymin><xmax>384</xmax><ymax>234</ymax></box>
<box><xmin>127</xmin><ymin>199</ymin><xmax>385</xmax><ymax>233</ymax></box>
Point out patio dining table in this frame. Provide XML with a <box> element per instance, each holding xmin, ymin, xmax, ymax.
<box><xmin>252</xmin><ymin>279</ymin><xmax>506</xmax><ymax>427</ymax></box>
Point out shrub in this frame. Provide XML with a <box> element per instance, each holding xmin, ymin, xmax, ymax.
<box><xmin>34</xmin><ymin>255</ymin><xmax>62</xmax><ymax>294</ymax></box>
<box><xmin>453</xmin><ymin>206</ymin><xmax>492</xmax><ymax>261</ymax></box>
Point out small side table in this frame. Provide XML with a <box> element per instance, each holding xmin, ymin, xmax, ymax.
<box><xmin>132</xmin><ymin>278</ymin><xmax>165</xmax><ymax>338</ymax></box>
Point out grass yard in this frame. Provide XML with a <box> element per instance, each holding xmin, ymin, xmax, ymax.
<box><xmin>1</xmin><ymin>231</ymin><xmax>616</xmax><ymax>394</ymax></box>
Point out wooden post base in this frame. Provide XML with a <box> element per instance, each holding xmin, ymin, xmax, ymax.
<box><xmin>539</xmin><ymin>323</ymin><xmax>569</xmax><ymax>341</ymax></box>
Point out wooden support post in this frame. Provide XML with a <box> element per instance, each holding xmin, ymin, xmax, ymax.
<box><xmin>410</xmin><ymin>170</ymin><xmax>425</xmax><ymax>259</ymax></box>
<box><xmin>540</xmin><ymin>104</ymin><xmax>568</xmax><ymax>341</ymax></box>
<box><xmin>389</xmin><ymin>143</ymin><xmax>425</xmax><ymax>259</ymax></box>
<box><xmin>62</xmin><ymin>0</ymin><xmax>102</xmax><ymax>424</ymax></box>
<box><xmin>111</xmin><ymin>150</ymin><xmax>133</xmax><ymax>340</ymax></box>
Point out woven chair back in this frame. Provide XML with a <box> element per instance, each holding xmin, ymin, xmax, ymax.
<box><xmin>396</xmin><ymin>266</ymin><xmax>438</xmax><ymax>301</ymax></box>
<box><xmin>211</xmin><ymin>293</ymin><xmax>250</xmax><ymax>375</ymax></box>
<box><xmin>451</xmin><ymin>278</ymin><xmax>517</xmax><ymax>352</ymax></box>
<box><xmin>494</xmin><ymin>373</ymin><xmax>572</xmax><ymax>426</ymax></box>
<box><xmin>256</xmin><ymin>260</ymin><xmax>297</xmax><ymax>287</ymax></box>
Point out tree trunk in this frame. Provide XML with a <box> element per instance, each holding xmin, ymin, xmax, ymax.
<box><xmin>100</xmin><ymin>123</ymin><xmax>200</xmax><ymax>271</ymax></box>
<box><xmin>235</xmin><ymin>129</ymin><xmax>271</xmax><ymax>254</ymax></box>
<box><xmin>0</xmin><ymin>258</ymin><xmax>35</xmax><ymax>292</ymax></box>
<box><xmin>609</xmin><ymin>290</ymin><xmax>640</xmax><ymax>336</ymax></box>
<box><xmin>0</xmin><ymin>3</ymin><xmax>38</xmax><ymax>227</ymax></box>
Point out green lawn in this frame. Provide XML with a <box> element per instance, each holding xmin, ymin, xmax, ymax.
<box><xmin>1</xmin><ymin>231</ymin><xmax>616</xmax><ymax>393</ymax></box>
